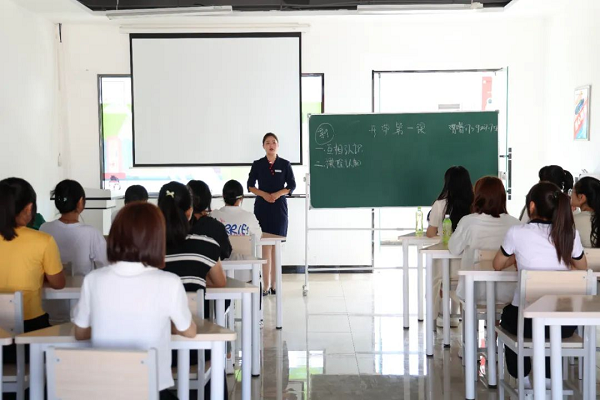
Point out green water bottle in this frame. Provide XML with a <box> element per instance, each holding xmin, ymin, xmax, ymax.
<box><xmin>415</xmin><ymin>207</ymin><xmax>424</xmax><ymax>237</ymax></box>
<box><xmin>442</xmin><ymin>214</ymin><xmax>452</xmax><ymax>244</ymax></box>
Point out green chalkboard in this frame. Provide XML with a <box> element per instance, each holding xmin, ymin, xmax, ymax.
<box><xmin>309</xmin><ymin>112</ymin><xmax>499</xmax><ymax>208</ymax></box>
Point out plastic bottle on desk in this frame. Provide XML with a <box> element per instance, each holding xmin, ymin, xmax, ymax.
<box><xmin>415</xmin><ymin>207</ymin><xmax>424</xmax><ymax>237</ymax></box>
<box><xmin>442</xmin><ymin>214</ymin><xmax>452</xmax><ymax>244</ymax></box>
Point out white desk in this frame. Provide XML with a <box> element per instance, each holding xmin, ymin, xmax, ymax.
<box><xmin>524</xmin><ymin>294</ymin><xmax>600</xmax><ymax>400</ymax></box>
<box><xmin>206</xmin><ymin>278</ymin><xmax>258</xmax><ymax>400</ymax></box>
<box><xmin>43</xmin><ymin>276</ymin><xmax>83</xmax><ymax>300</ymax></box>
<box><xmin>420</xmin><ymin>243</ymin><xmax>462</xmax><ymax>355</ymax></box>
<box><xmin>15</xmin><ymin>316</ymin><xmax>235</xmax><ymax>400</ymax></box>
<box><xmin>459</xmin><ymin>269</ymin><xmax>517</xmax><ymax>399</ymax></box>
<box><xmin>0</xmin><ymin>327</ymin><xmax>13</xmax><ymax>397</ymax></box>
<box><xmin>222</xmin><ymin>256</ymin><xmax>267</xmax><ymax>377</ymax></box>
<box><xmin>397</xmin><ymin>233</ymin><xmax>439</xmax><ymax>328</ymax></box>
<box><xmin>258</xmin><ymin>234</ymin><xmax>286</xmax><ymax>330</ymax></box>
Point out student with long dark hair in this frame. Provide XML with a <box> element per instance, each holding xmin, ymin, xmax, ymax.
<box><xmin>187</xmin><ymin>180</ymin><xmax>232</xmax><ymax>261</ymax></box>
<box><xmin>72</xmin><ymin>202</ymin><xmax>196</xmax><ymax>400</ymax></box>
<box><xmin>426</xmin><ymin>166</ymin><xmax>474</xmax><ymax>327</ymax></box>
<box><xmin>520</xmin><ymin>165</ymin><xmax>573</xmax><ymax>222</ymax></box>
<box><xmin>0</xmin><ymin>178</ymin><xmax>65</xmax><ymax>362</ymax></box>
<box><xmin>41</xmin><ymin>180</ymin><xmax>107</xmax><ymax>276</ymax></box>
<box><xmin>571</xmin><ymin>176</ymin><xmax>600</xmax><ymax>248</ymax></box>
<box><xmin>494</xmin><ymin>182</ymin><xmax>587</xmax><ymax>385</ymax></box>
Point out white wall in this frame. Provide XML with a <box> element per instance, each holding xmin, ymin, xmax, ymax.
<box><xmin>0</xmin><ymin>0</ymin><xmax>64</xmax><ymax>218</ymax></box>
<box><xmin>543</xmin><ymin>0</ymin><xmax>600</xmax><ymax>178</ymax></box>
<box><xmin>60</xmin><ymin>13</ymin><xmax>547</xmax><ymax>264</ymax></box>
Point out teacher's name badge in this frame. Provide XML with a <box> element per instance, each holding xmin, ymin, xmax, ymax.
<box><xmin>275</xmin><ymin>169</ymin><xmax>282</xmax><ymax>173</ymax></box>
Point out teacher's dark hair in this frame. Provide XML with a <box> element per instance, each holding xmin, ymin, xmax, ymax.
<box><xmin>263</xmin><ymin>132</ymin><xmax>278</xmax><ymax>144</ymax></box>
<box><xmin>527</xmin><ymin>182</ymin><xmax>575</xmax><ymax>265</ymax></box>
<box><xmin>436</xmin><ymin>166</ymin><xmax>474</xmax><ymax>230</ymax></box>
<box><xmin>158</xmin><ymin>181</ymin><xmax>192</xmax><ymax>246</ymax></box>
<box><xmin>187</xmin><ymin>180</ymin><xmax>212</xmax><ymax>213</ymax></box>
<box><xmin>108</xmin><ymin>202</ymin><xmax>166</xmax><ymax>269</ymax></box>
<box><xmin>0</xmin><ymin>177</ymin><xmax>37</xmax><ymax>241</ymax></box>
<box><xmin>223</xmin><ymin>180</ymin><xmax>244</xmax><ymax>206</ymax></box>
<box><xmin>52</xmin><ymin>179</ymin><xmax>85</xmax><ymax>214</ymax></box>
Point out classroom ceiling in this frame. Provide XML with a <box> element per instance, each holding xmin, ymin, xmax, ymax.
<box><xmin>76</xmin><ymin>0</ymin><xmax>513</xmax><ymax>12</ymax></box>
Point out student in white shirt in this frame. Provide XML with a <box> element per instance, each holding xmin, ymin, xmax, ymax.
<box><xmin>493</xmin><ymin>182</ymin><xmax>587</xmax><ymax>383</ymax></box>
<box><xmin>449</xmin><ymin>176</ymin><xmax>521</xmax><ymax>304</ymax></box>
<box><xmin>519</xmin><ymin>165</ymin><xmax>573</xmax><ymax>223</ymax></box>
<box><xmin>72</xmin><ymin>202</ymin><xmax>196</xmax><ymax>400</ymax></box>
<box><xmin>571</xmin><ymin>176</ymin><xmax>600</xmax><ymax>248</ymax></box>
<box><xmin>41</xmin><ymin>180</ymin><xmax>107</xmax><ymax>323</ymax></box>
<box><xmin>426</xmin><ymin>166</ymin><xmax>474</xmax><ymax>327</ymax></box>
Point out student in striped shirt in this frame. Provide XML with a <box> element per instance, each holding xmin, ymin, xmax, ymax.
<box><xmin>158</xmin><ymin>181</ymin><xmax>226</xmax><ymax>292</ymax></box>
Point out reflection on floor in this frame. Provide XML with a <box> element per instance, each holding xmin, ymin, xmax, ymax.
<box><xmin>225</xmin><ymin>247</ymin><xmax>600</xmax><ymax>399</ymax></box>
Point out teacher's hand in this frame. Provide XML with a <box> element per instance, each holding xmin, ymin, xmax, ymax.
<box><xmin>262</xmin><ymin>193</ymin><xmax>276</xmax><ymax>203</ymax></box>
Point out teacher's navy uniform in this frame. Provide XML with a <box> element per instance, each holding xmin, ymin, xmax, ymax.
<box><xmin>248</xmin><ymin>156</ymin><xmax>296</xmax><ymax>237</ymax></box>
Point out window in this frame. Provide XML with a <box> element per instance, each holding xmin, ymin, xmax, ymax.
<box><xmin>98</xmin><ymin>73</ymin><xmax>324</xmax><ymax>194</ymax></box>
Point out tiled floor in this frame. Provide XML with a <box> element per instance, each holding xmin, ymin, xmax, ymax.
<box><xmin>225</xmin><ymin>246</ymin><xmax>599</xmax><ymax>399</ymax></box>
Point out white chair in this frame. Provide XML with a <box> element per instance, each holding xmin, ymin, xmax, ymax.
<box><xmin>229</xmin><ymin>235</ymin><xmax>254</xmax><ymax>258</ymax></box>
<box><xmin>496</xmin><ymin>269</ymin><xmax>596</xmax><ymax>400</ymax></box>
<box><xmin>0</xmin><ymin>292</ymin><xmax>27</xmax><ymax>400</ymax></box>
<box><xmin>46</xmin><ymin>347</ymin><xmax>159</xmax><ymax>400</ymax></box>
<box><xmin>584</xmin><ymin>248</ymin><xmax>600</xmax><ymax>272</ymax></box>
<box><xmin>185</xmin><ymin>289</ymin><xmax>210</xmax><ymax>400</ymax></box>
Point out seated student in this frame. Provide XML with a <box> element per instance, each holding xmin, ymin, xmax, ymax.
<box><xmin>426</xmin><ymin>166</ymin><xmax>474</xmax><ymax>327</ymax></box>
<box><xmin>41</xmin><ymin>180</ymin><xmax>107</xmax><ymax>276</ymax></box>
<box><xmin>0</xmin><ymin>178</ymin><xmax>66</xmax><ymax>362</ymax></box>
<box><xmin>449</xmin><ymin>176</ymin><xmax>521</xmax><ymax>304</ymax></box>
<box><xmin>187</xmin><ymin>180</ymin><xmax>232</xmax><ymax>260</ymax></box>
<box><xmin>520</xmin><ymin>165</ymin><xmax>573</xmax><ymax>222</ymax></box>
<box><xmin>111</xmin><ymin>184</ymin><xmax>149</xmax><ymax>222</ymax></box>
<box><xmin>493</xmin><ymin>182</ymin><xmax>587</xmax><ymax>386</ymax></box>
<box><xmin>27</xmin><ymin>212</ymin><xmax>46</xmax><ymax>230</ymax></box>
<box><xmin>72</xmin><ymin>202</ymin><xmax>196</xmax><ymax>400</ymax></box>
<box><xmin>571</xmin><ymin>176</ymin><xmax>600</xmax><ymax>248</ymax></box>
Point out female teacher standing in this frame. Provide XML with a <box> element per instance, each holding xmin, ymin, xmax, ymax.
<box><xmin>248</xmin><ymin>133</ymin><xmax>296</xmax><ymax>296</ymax></box>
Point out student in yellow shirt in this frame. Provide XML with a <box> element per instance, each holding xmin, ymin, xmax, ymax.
<box><xmin>0</xmin><ymin>178</ymin><xmax>66</xmax><ymax>361</ymax></box>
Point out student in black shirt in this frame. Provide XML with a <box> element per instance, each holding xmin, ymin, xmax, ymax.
<box><xmin>187</xmin><ymin>180</ymin><xmax>233</xmax><ymax>260</ymax></box>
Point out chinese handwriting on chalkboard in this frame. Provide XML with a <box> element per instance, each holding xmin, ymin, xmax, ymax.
<box><xmin>369</xmin><ymin>122</ymin><xmax>426</xmax><ymax>137</ymax></box>
<box><xmin>315</xmin><ymin>123</ymin><xmax>335</xmax><ymax>145</ymax></box>
<box><xmin>448</xmin><ymin>123</ymin><xmax>498</xmax><ymax>134</ymax></box>
<box><xmin>314</xmin><ymin>143</ymin><xmax>364</xmax><ymax>156</ymax></box>
<box><xmin>314</xmin><ymin>158</ymin><xmax>362</xmax><ymax>169</ymax></box>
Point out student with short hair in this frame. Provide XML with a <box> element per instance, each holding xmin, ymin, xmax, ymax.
<box><xmin>426</xmin><ymin>166</ymin><xmax>474</xmax><ymax>327</ymax></box>
<box><xmin>0</xmin><ymin>178</ymin><xmax>66</xmax><ymax>362</ymax></box>
<box><xmin>494</xmin><ymin>182</ymin><xmax>587</xmax><ymax>384</ymax></box>
<box><xmin>72</xmin><ymin>202</ymin><xmax>196</xmax><ymax>400</ymax></box>
<box><xmin>124</xmin><ymin>184</ymin><xmax>149</xmax><ymax>204</ymax></box>
<box><xmin>449</xmin><ymin>176</ymin><xmax>521</xmax><ymax>303</ymax></box>
<box><xmin>571</xmin><ymin>176</ymin><xmax>600</xmax><ymax>248</ymax></box>
<box><xmin>41</xmin><ymin>180</ymin><xmax>107</xmax><ymax>276</ymax></box>
<box><xmin>187</xmin><ymin>180</ymin><xmax>232</xmax><ymax>260</ymax></box>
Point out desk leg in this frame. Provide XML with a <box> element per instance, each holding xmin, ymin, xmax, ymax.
<box><xmin>216</xmin><ymin>300</ymin><xmax>226</xmax><ymax>327</ymax></box>
<box><xmin>226</xmin><ymin>270</ymin><xmax>235</xmax><ymax>375</ymax></box>
<box><xmin>211</xmin><ymin>341</ymin><xmax>226</xmax><ymax>400</ymax></box>
<box><xmin>0</xmin><ymin>343</ymin><xmax>3</xmax><ymax>399</ymax></box>
<box><xmin>486</xmin><ymin>282</ymin><xmax>497</xmax><ymax>387</ymax></box>
<box><xmin>242</xmin><ymin>292</ymin><xmax>251</xmax><ymax>400</ymax></box>
<box><xmin>532</xmin><ymin>318</ymin><xmax>545</xmax><ymax>399</ymax></box>
<box><xmin>252</xmin><ymin>265</ymin><xmax>261</xmax><ymax>376</ymax></box>
<box><xmin>589</xmin><ymin>326</ymin><xmax>597</xmax><ymax>399</ymax></box>
<box><xmin>549</xmin><ymin>325</ymin><xmax>562</xmax><ymax>400</ymax></box>
<box><xmin>464</xmin><ymin>275</ymin><xmax>475</xmax><ymax>400</ymax></box>
<box><xmin>442</xmin><ymin>259</ymin><xmax>450</xmax><ymax>348</ymax></box>
<box><xmin>177</xmin><ymin>350</ymin><xmax>190</xmax><ymax>400</ymax></box>
<box><xmin>275</xmin><ymin>242</ymin><xmax>283</xmax><ymax>330</ymax></box>
<box><xmin>426</xmin><ymin>254</ymin><xmax>433</xmax><ymax>357</ymax></box>
<box><xmin>30</xmin><ymin>344</ymin><xmax>44</xmax><ymax>400</ymax></box>
<box><xmin>403</xmin><ymin>240</ymin><xmax>410</xmax><ymax>329</ymax></box>
<box><xmin>417</xmin><ymin>244</ymin><xmax>424</xmax><ymax>322</ymax></box>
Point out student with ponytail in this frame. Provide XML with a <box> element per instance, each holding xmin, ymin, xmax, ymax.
<box><xmin>571</xmin><ymin>176</ymin><xmax>600</xmax><ymax>248</ymax></box>
<box><xmin>520</xmin><ymin>165</ymin><xmax>573</xmax><ymax>222</ymax></box>
<box><xmin>0</xmin><ymin>178</ymin><xmax>65</xmax><ymax>361</ymax></box>
<box><xmin>493</xmin><ymin>182</ymin><xmax>587</xmax><ymax>384</ymax></box>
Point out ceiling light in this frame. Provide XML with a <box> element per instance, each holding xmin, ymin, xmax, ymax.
<box><xmin>105</xmin><ymin>6</ymin><xmax>233</xmax><ymax>20</ymax></box>
<box><xmin>357</xmin><ymin>2</ymin><xmax>484</xmax><ymax>14</ymax></box>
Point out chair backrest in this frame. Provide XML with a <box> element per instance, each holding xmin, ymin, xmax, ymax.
<box><xmin>46</xmin><ymin>347</ymin><xmax>159</xmax><ymax>400</ymax></box>
<box><xmin>519</xmin><ymin>269</ymin><xmax>596</xmax><ymax>309</ymax></box>
<box><xmin>229</xmin><ymin>235</ymin><xmax>253</xmax><ymax>257</ymax></box>
<box><xmin>0</xmin><ymin>292</ymin><xmax>24</xmax><ymax>335</ymax></box>
<box><xmin>472</xmin><ymin>249</ymin><xmax>497</xmax><ymax>271</ymax></box>
<box><xmin>62</xmin><ymin>262</ymin><xmax>73</xmax><ymax>277</ymax></box>
<box><xmin>584</xmin><ymin>248</ymin><xmax>600</xmax><ymax>272</ymax></box>
<box><xmin>187</xmin><ymin>288</ymin><xmax>205</xmax><ymax>319</ymax></box>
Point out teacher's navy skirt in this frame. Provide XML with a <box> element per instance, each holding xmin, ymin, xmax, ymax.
<box><xmin>254</xmin><ymin>196</ymin><xmax>289</xmax><ymax>237</ymax></box>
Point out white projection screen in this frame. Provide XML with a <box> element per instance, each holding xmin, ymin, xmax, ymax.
<box><xmin>130</xmin><ymin>33</ymin><xmax>302</xmax><ymax>166</ymax></box>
